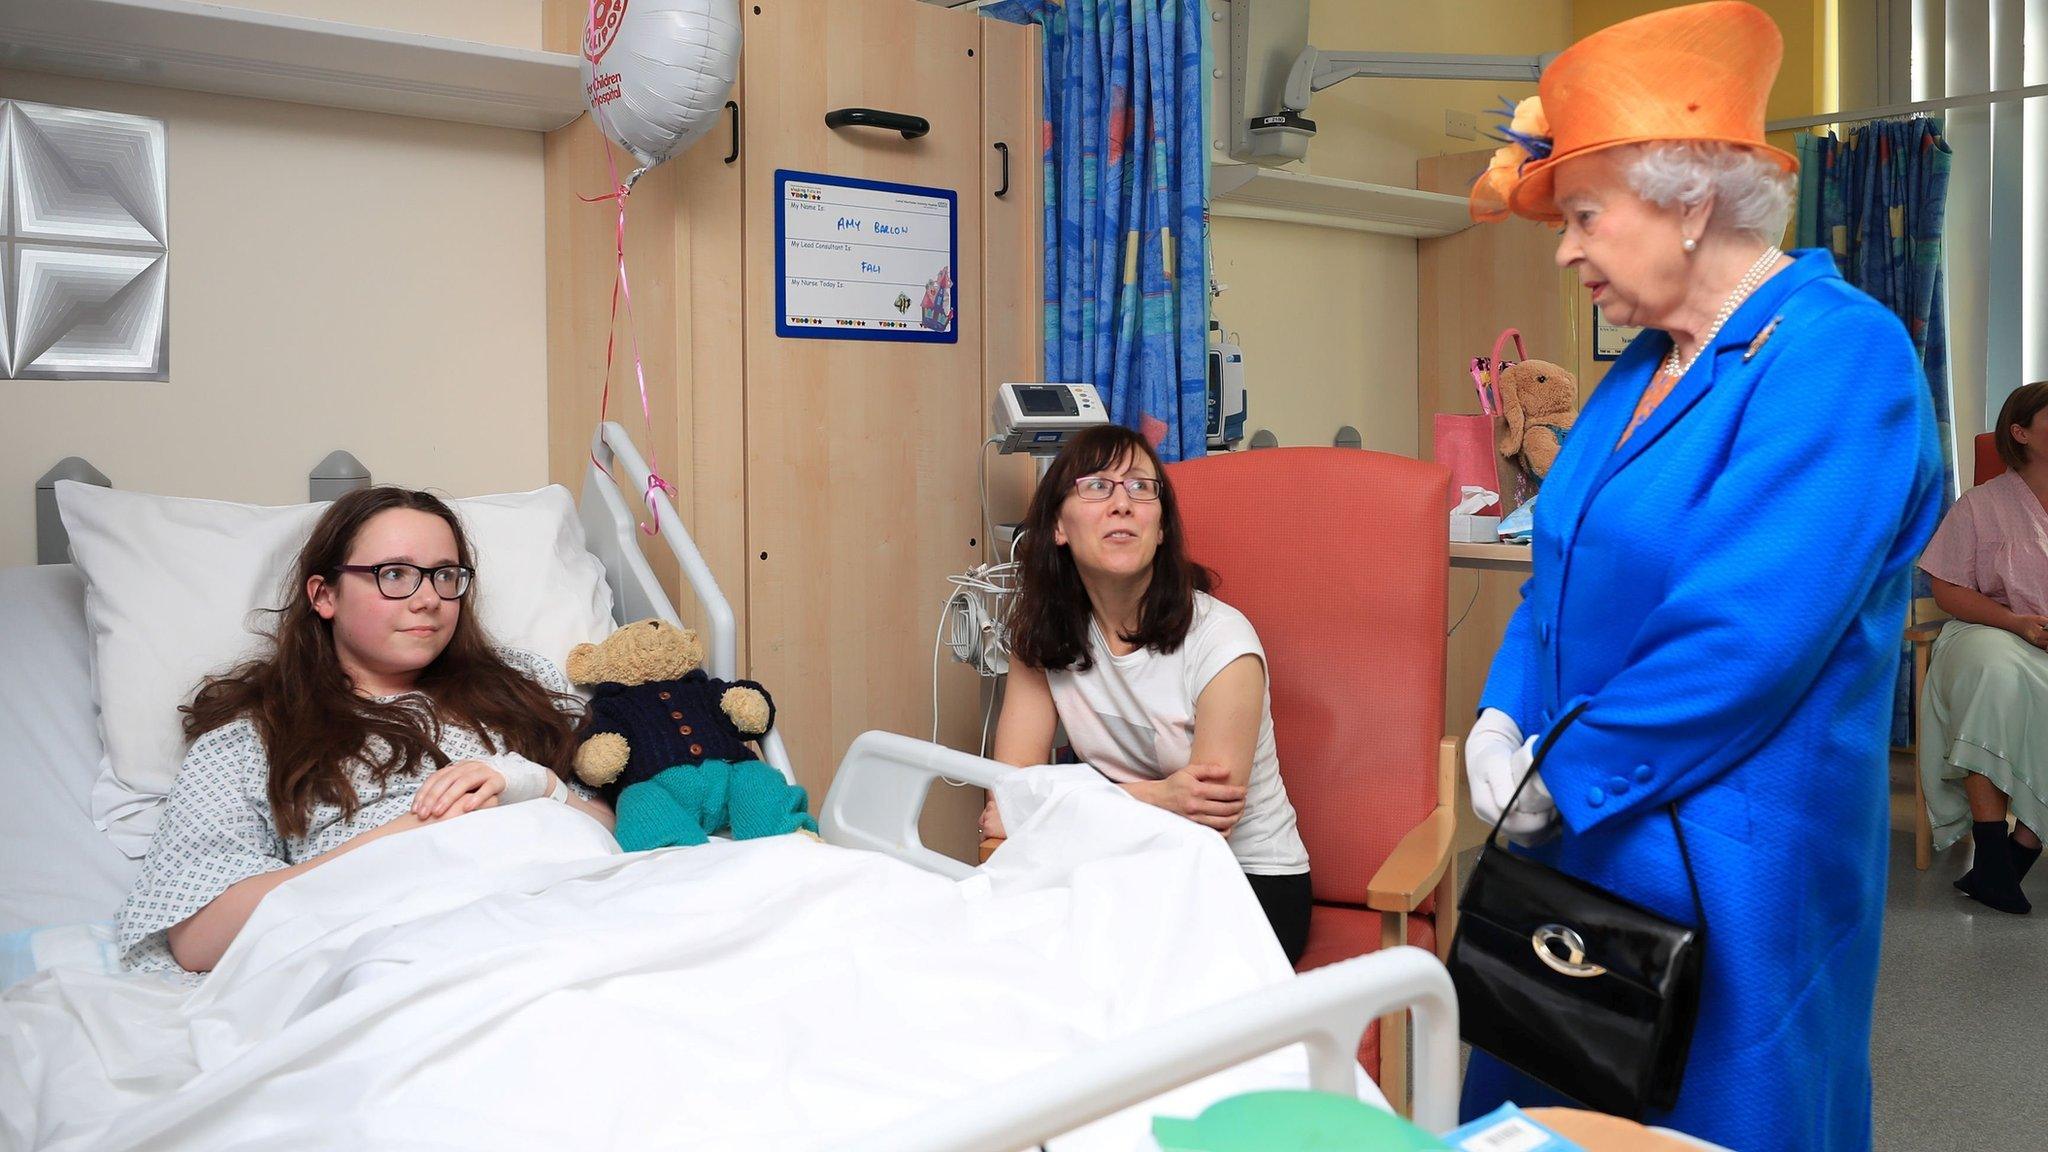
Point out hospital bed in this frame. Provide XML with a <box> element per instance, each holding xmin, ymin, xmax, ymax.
<box><xmin>0</xmin><ymin>422</ymin><xmax>1461</xmax><ymax>1149</ymax></box>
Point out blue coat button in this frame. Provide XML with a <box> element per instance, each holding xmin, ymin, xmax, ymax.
<box><xmin>1587</xmin><ymin>787</ymin><xmax>1606</xmax><ymax>808</ymax></box>
<box><xmin>1607</xmin><ymin>775</ymin><xmax>1630</xmax><ymax>794</ymax></box>
<box><xmin>1634</xmin><ymin>764</ymin><xmax>1654</xmax><ymax>784</ymax></box>
<box><xmin>1540</xmin><ymin>621</ymin><xmax>1553</xmax><ymax>645</ymax></box>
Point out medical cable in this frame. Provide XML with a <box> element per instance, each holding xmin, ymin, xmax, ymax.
<box><xmin>978</xmin><ymin>435</ymin><xmax>1001</xmax><ymax>565</ymax></box>
<box><xmin>1446</xmin><ymin>571</ymin><xmax>1480</xmax><ymax>637</ymax></box>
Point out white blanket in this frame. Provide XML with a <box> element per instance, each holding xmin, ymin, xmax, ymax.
<box><xmin>1</xmin><ymin>767</ymin><xmax>1376</xmax><ymax>1151</ymax></box>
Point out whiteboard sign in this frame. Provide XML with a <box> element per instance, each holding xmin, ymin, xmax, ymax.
<box><xmin>775</xmin><ymin>169</ymin><xmax>959</xmax><ymax>343</ymax></box>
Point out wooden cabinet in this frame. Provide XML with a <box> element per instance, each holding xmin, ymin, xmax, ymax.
<box><xmin>544</xmin><ymin>0</ymin><xmax>1040</xmax><ymax>862</ymax></box>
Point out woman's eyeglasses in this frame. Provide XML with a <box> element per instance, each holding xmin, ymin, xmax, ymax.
<box><xmin>1072</xmin><ymin>476</ymin><xmax>1162</xmax><ymax>502</ymax></box>
<box><xmin>335</xmin><ymin>563</ymin><xmax>474</xmax><ymax>600</ymax></box>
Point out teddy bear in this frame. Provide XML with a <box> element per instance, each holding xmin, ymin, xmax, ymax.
<box><xmin>1494</xmin><ymin>357</ymin><xmax>1579</xmax><ymax>487</ymax></box>
<box><xmin>567</xmin><ymin>618</ymin><xmax>816</xmax><ymax>851</ymax></box>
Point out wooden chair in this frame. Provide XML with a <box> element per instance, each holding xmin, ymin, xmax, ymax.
<box><xmin>1168</xmin><ymin>447</ymin><xmax>1457</xmax><ymax>1117</ymax></box>
<box><xmin>1906</xmin><ymin>431</ymin><xmax>2004</xmax><ymax>869</ymax></box>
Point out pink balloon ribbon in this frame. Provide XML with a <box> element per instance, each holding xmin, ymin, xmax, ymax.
<box><xmin>579</xmin><ymin>126</ymin><xmax>677</xmax><ymax>537</ymax></box>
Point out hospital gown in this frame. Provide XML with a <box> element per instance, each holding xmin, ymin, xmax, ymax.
<box><xmin>115</xmin><ymin>649</ymin><xmax>590</xmax><ymax>979</ymax></box>
<box><xmin>1917</xmin><ymin>470</ymin><xmax>2048</xmax><ymax>849</ymax></box>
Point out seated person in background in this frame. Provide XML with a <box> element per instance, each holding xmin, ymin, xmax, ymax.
<box><xmin>1919</xmin><ymin>380</ymin><xmax>2048</xmax><ymax>914</ymax></box>
<box><xmin>978</xmin><ymin>425</ymin><xmax>1313</xmax><ymax>964</ymax></box>
<box><xmin>117</xmin><ymin>488</ymin><xmax>613</xmax><ymax>977</ymax></box>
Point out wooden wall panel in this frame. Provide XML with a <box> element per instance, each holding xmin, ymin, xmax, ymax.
<box><xmin>547</xmin><ymin>1</ymin><xmax>1037</xmax><ymax>862</ymax></box>
<box><xmin>741</xmin><ymin>0</ymin><xmax>991</xmax><ymax>860</ymax></box>
<box><xmin>1416</xmin><ymin>150</ymin><xmax>1576</xmax><ymax>848</ymax></box>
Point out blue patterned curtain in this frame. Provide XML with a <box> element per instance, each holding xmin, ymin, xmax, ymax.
<box><xmin>1796</xmin><ymin>117</ymin><xmax>1954</xmax><ymax>747</ymax></box>
<box><xmin>982</xmin><ymin>0</ymin><xmax>1211</xmax><ymax>460</ymax></box>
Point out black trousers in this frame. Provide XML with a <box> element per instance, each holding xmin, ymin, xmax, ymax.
<box><xmin>1245</xmin><ymin>869</ymin><xmax>1313</xmax><ymax>967</ymax></box>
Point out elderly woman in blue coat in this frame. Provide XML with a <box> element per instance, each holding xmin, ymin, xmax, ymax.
<box><xmin>1459</xmin><ymin>4</ymin><xmax>1945</xmax><ymax>1149</ymax></box>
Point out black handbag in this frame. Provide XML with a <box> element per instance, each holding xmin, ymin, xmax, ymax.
<box><xmin>1445</xmin><ymin>701</ymin><xmax>1707</xmax><ymax>1119</ymax></box>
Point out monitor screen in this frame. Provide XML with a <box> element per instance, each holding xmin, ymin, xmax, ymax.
<box><xmin>1015</xmin><ymin>385</ymin><xmax>1077</xmax><ymax>417</ymax></box>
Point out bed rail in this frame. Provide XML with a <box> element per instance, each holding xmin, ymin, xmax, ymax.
<box><xmin>580</xmin><ymin>421</ymin><xmax>796</xmax><ymax>785</ymax></box>
<box><xmin>833</xmin><ymin>945</ymin><xmax>1462</xmax><ymax>1148</ymax></box>
<box><xmin>821</xmin><ymin>730</ymin><xmax>1014</xmax><ymax>881</ymax></box>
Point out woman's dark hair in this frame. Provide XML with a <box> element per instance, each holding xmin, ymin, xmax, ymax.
<box><xmin>1996</xmin><ymin>381</ymin><xmax>2048</xmax><ymax>472</ymax></box>
<box><xmin>182</xmin><ymin>487</ymin><xmax>579</xmax><ymax>839</ymax></box>
<box><xmin>1006</xmin><ymin>425</ymin><xmax>1211</xmax><ymax>672</ymax></box>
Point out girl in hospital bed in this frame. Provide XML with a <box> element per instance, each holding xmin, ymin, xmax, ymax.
<box><xmin>979</xmin><ymin>425</ymin><xmax>1313</xmax><ymax>964</ymax></box>
<box><xmin>115</xmin><ymin>488</ymin><xmax>613</xmax><ymax>977</ymax></box>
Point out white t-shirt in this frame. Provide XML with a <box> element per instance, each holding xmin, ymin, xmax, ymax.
<box><xmin>1045</xmin><ymin>592</ymin><xmax>1309</xmax><ymax>875</ymax></box>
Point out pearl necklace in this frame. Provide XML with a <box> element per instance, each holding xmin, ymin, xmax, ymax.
<box><xmin>1660</xmin><ymin>245</ymin><xmax>1783</xmax><ymax>380</ymax></box>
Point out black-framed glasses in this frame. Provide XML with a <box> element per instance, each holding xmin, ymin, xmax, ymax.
<box><xmin>1072</xmin><ymin>476</ymin><xmax>1161</xmax><ymax>502</ymax></box>
<box><xmin>335</xmin><ymin>563</ymin><xmax>474</xmax><ymax>600</ymax></box>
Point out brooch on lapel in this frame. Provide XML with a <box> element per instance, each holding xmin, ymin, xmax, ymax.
<box><xmin>1744</xmin><ymin>316</ymin><xmax>1783</xmax><ymax>363</ymax></box>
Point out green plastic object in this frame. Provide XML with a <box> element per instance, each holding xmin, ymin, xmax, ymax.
<box><xmin>1151</xmin><ymin>1090</ymin><xmax>1455</xmax><ymax>1152</ymax></box>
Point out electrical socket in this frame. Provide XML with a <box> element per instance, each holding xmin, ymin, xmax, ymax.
<box><xmin>1445</xmin><ymin>109</ymin><xmax>1478</xmax><ymax>140</ymax></box>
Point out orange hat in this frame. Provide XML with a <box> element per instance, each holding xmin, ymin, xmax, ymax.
<box><xmin>1471</xmin><ymin>1</ymin><xmax>1798</xmax><ymax>224</ymax></box>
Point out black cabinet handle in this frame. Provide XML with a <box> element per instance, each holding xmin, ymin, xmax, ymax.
<box><xmin>824</xmin><ymin>107</ymin><xmax>930</xmax><ymax>140</ymax></box>
<box><xmin>993</xmin><ymin>141</ymin><xmax>1009</xmax><ymax>198</ymax></box>
<box><xmin>724</xmin><ymin>100</ymin><xmax>740</xmax><ymax>164</ymax></box>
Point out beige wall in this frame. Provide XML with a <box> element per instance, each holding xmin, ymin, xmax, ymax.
<box><xmin>0</xmin><ymin>2</ymin><xmax>549</xmax><ymax>568</ymax></box>
<box><xmin>1209</xmin><ymin>0</ymin><xmax>1572</xmax><ymax>454</ymax></box>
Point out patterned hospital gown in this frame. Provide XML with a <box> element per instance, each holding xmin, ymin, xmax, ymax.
<box><xmin>116</xmin><ymin>649</ymin><xmax>592</xmax><ymax>979</ymax></box>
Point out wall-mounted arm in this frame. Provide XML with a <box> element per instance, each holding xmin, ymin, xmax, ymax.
<box><xmin>1282</xmin><ymin>46</ymin><xmax>1555</xmax><ymax>114</ymax></box>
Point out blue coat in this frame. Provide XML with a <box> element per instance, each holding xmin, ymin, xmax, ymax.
<box><xmin>1460</xmin><ymin>251</ymin><xmax>1945</xmax><ymax>1150</ymax></box>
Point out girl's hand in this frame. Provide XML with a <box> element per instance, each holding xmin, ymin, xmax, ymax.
<box><xmin>978</xmin><ymin>797</ymin><xmax>1007</xmax><ymax>840</ymax></box>
<box><xmin>1147</xmin><ymin>763</ymin><xmax>1245</xmax><ymax>833</ymax></box>
<box><xmin>413</xmin><ymin>759</ymin><xmax>506</xmax><ymax>822</ymax></box>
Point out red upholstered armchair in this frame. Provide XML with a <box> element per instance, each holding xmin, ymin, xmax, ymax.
<box><xmin>1169</xmin><ymin>447</ymin><xmax>1458</xmax><ymax>1115</ymax></box>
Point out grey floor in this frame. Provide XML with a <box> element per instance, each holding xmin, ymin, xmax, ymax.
<box><xmin>1872</xmin><ymin>828</ymin><xmax>2046</xmax><ymax>1151</ymax></box>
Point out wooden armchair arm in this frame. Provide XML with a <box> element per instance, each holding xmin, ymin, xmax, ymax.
<box><xmin>1366</xmin><ymin>805</ymin><xmax>1457</xmax><ymax>914</ymax></box>
<box><xmin>1904</xmin><ymin>620</ymin><xmax>1944</xmax><ymax>647</ymax></box>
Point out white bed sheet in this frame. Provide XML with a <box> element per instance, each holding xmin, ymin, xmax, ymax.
<box><xmin>0</xmin><ymin>564</ymin><xmax>139</xmax><ymax>935</ymax></box>
<box><xmin>2</xmin><ymin>767</ymin><xmax>1381</xmax><ymax>1151</ymax></box>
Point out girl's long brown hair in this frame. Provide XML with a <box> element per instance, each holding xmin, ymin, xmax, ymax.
<box><xmin>1006</xmin><ymin>425</ymin><xmax>1211</xmax><ymax>673</ymax></box>
<box><xmin>181</xmin><ymin>488</ymin><xmax>579</xmax><ymax>839</ymax></box>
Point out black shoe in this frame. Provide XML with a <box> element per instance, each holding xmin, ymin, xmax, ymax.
<box><xmin>1957</xmin><ymin>820</ymin><xmax>2032</xmax><ymax>915</ymax></box>
<box><xmin>2015</xmin><ymin>840</ymin><xmax>2042</xmax><ymax>884</ymax></box>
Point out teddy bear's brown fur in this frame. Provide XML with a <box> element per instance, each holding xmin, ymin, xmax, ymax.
<box><xmin>1495</xmin><ymin>358</ymin><xmax>1579</xmax><ymax>483</ymax></box>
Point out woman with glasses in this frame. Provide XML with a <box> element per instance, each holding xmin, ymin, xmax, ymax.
<box><xmin>978</xmin><ymin>425</ymin><xmax>1312</xmax><ymax>963</ymax></box>
<box><xmin>116</xmin><ymin>488</ymin><xmax>613</xmax><ymax>977</ymax></box>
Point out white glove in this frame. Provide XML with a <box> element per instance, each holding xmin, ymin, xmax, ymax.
<box><xmin>1465</xmin><ymin>708</ymin><xmax>1556</xmax><ymax>839</ymax></box>
<box><xmin>486</xmin><ymin>753</ymin><xmax>571</xmax><ymax>806</ymax></box>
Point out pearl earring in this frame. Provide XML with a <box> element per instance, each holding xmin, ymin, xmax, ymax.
<box><xmin>1682</xmin><ymin>237</ymin><xmax>1698</xmax><ymax>253</ymax></box>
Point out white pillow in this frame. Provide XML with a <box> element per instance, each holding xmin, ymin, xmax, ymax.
<box><xmin>56</xmin><ymin>482</ymin><xmax>614</xmax><ymax>848</ymax></box>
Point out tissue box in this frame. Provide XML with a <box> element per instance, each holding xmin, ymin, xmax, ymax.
<box><xmin>1451</xmin><ymin>513</ymin><xmax>1501</xmax><ymax>543</ymax></box>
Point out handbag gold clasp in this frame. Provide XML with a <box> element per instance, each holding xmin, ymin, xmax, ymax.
<box><xmin>1532</xmin><ymin>924</ymin><xmax>1608</xmax><ymax>978</ymax></box>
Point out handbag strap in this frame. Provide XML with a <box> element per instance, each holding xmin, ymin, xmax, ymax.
<box><xmin>1487</xmin><ymin>327</ymin><xmax>1527</xmax><ymax>400</ymax></box>
<box><xmin>1477</xmin><ymin>700</ymin><xmax>1709</xmax><ymax>934</ymax></box>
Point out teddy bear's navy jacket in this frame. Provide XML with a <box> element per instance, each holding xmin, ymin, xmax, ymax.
<box><xmin>579</xmin><ymin>670</ymin><xmax>775</xmax><ymax>794</ymax></box>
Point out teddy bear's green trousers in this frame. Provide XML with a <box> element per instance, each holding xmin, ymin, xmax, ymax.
<box><xmin>612</xmin><ymin>759</ymin><xmax>817</xmax><ymax>851</ymax></box>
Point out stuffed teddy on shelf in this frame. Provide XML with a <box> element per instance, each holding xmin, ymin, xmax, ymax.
<box><xmin>1494</xmin><ymin>357</ymin><xmax>1579</xmax><ymax>488</ymax></box>
<box><xmin>567</xmin><ymin>618</ymin><xmax>816</xmax><ymax>851</ymax></box>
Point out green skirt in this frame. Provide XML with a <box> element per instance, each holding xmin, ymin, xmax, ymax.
<box><xmin>1919</xmin><ymin>621</ymin><xmax>2048</xmax><ymax>851</ymax></box>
